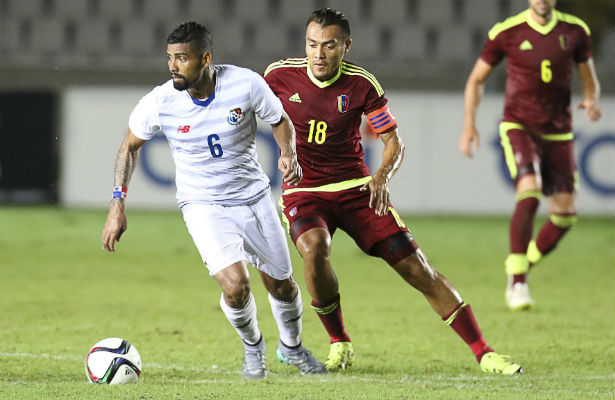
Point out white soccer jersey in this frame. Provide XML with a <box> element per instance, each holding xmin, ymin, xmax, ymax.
<box><xmin>128</xmin><ymin>64</ymin><xmax>284</xmax><ymax>206</ymax></box>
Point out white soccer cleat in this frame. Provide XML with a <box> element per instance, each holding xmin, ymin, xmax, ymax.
<box><xmin>276</xmin><ymin>342</ymin><xmax>328</xmax><ymax>375</ymax></box>
<box><xmin>505</xmin><ymin>275</ymin><xmax>535</xmax><ymax>311</ymax></box>
<box><xmin>241</xmin><ymin>341</ymin><xmax>267</xmax><ymax>379</ymax></box>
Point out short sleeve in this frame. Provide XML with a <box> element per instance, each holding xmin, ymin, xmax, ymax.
<box><xmin>128</xmin><ymin>92</ymin><xmax>161</xmax><ymax>141</ymax></box>
<box><xmin>574</xmin><ymin>27</ymin><xmax>592</xmax><ymax>63</ymax></box>
<box><xmin>250</xmin><ymin>71</ymin><xmax>284</xmax><ymax>125</ymax></box>
<box><xmin>480</xmin><ymin>22</ymin><xmax>506</xmax><ymax>66</ymax></box>
<box><xmin>480</xmin><ymin>31</ymin><xmax>506</xmax><ymax>66</ymax></box>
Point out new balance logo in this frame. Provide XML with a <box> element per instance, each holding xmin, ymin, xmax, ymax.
<box><xmin>177</xmin><ymin>125</ymin><xmax>191</xmax><ymax>133</ymax></box>
<box><xmin>289</xmin><ymin>93</ymin><xmax>302</xmax><ymax>103</ymax></box>
<box><xmin>519</xmin><ymin>40</ymin><xmax>533</xmax><ymax>51</ymax></box>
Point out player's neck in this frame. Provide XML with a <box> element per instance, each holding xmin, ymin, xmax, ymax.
<box><xmin>529</xmin><ymin>9</ymin><xmax>554</xmax><ymax>26</ymax></box>
<box><xmin>188</xmin><ymin>68</ymin><xmax>216</xmax><ymax>100</ymax></box>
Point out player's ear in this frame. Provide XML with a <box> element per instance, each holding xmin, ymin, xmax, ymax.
<box><xmin>344</xmin><ymin>38</ymin><xmax>352</xmax><ymax>54</ymax></box>
<box><xmin>202</xmin><ymin>52</ymin><xmax>212</xmax><ymax>67</ymax></box>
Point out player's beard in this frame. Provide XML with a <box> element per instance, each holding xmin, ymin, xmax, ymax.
<box><xmin>172</xmin><ymin>61</ymin><xmax>204</xmax><ymax>91</ymax></box>
<box><xmin>172</xmin><ymin>75</ymin><xmax>190</xmax><ymax>91</ymax></box>
<box><xmin>173</xmin><ymin>78</ymin><xmax>188</xmax><ymax>90</ymax></box>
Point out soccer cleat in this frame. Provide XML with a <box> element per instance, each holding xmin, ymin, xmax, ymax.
<box><xmin>276</xmin><ymin>342</ymin><xmax>328</xmax><ymax>375</ymax></box>
<box><xmin>505</xmin><ymin>275</ymin><xmax>534</xmax><ymax>311</ymax></box>
<box><xmin>480</xmin><ymin>352</ymin><xmax>523</xmax><ymax>375</ymax></box>
<box><xmin>242</xmin><ymin>343</ymin><xmax>267</xmax><ymax>379</ymax></box>
<box><xmin>324</xmin><ymin>341</ymin><xmax>354</xmax><ymax>371</ymax></box>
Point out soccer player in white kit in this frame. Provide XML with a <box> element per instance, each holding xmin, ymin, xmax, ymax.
<box><xmin>101</xmin><ymin>22</ymin><xmax>326</xmax><ymax>379</ymax></box>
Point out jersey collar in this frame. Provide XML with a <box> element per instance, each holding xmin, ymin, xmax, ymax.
<box><xmin>190</xmin><ymin>90</ymin><xmax>215</xmax><ymax>107</ymax></box>
<box><xmin>189</xmin><ymin>69</ymin><xmax>217</xmax><ymax>107</ymax></box>
<box><xmin>306</xmin><ymin>60</ymin><xmax>342</xmax><ymax>88</ymax></box>
<box><xmin>525</xmin><ymin>8</ymin><xmax>559</xmax><ymax>35</ymax></box>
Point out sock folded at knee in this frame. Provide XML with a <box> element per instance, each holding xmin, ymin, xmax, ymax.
<box><xmin>219</xmin><ymin>292</ymin><xmax>261</xmax><ymax>346</ymax></box>
<box><xmin>311</xmin><ymin>294</ymin><xmax>351</xmax><ymax>343</ymax></box>
<box><xmin>526</xmin><ymin>240</ymin><xmax>542</xmax><ymax>265</ymax></box>
<box><xmin>530</xmin><ymin>213</ymin><xmax>577</xmax><ymax>265</ymax></box>
<box><xmin>549</xmin><ymin>213</ymin><xmax>578</xmax><ymax>228</ymax></box>
<box><xmin>268</xmin><ymin>290</ymin><xmax>303</xmax><ymax>348</ymax></box>
<box><xmin>443</xmin><ymin>302</ymin><xmax>492</xmax><ymax>362</ymax></box>
<box><xmin>505</xmin><ymin>253</ymin><xmax>530</xmax><ymax>275</ymax></box>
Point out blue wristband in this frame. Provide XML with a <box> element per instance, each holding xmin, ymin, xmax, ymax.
<box><xmin>112</xmin><ymin>186</ymin><xmax>127</xmax><ymax>199</ymax></box>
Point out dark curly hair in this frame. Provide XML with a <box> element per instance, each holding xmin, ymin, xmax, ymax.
<box><xmin>167</xmin><ymin>21</ymin><xmax>213</xmax><ymax>54</ymax></box>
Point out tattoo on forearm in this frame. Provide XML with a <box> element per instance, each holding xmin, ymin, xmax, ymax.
<box><xmin>113</xmin><ymin>148</ymin><xmax>139</xmax><ymax>187</ymax></box>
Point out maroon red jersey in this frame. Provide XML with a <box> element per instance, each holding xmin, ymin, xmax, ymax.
<box><xmin>264</xmin><ymin>57</ymin><xmax>396</xmax><ymax>191</ymax></box>
<box><xmin>481</xmin><ymin>9</ymin><xmax>592</xmax><ymax>134</ymax></box>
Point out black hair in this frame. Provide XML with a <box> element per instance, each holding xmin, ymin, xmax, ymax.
<box><xmin>167</xmin><ymin>21</ymin><xmax>213</xmax><ymax>54</ymax></box>
<box><xmin>307</xmin><ymin>8</ymin><xmax>350</xmax><ymax>38</ymax></box>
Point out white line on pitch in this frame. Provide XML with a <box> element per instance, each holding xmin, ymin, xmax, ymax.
<box><xmin>0</xmin><ymin>352</ymin><xmax>231</xmax><ymax>374</ymax></box>
<box><xmin>1</xmin><ymin>352</ymin><xmax>613</xmax><ymax>384</ymax></box>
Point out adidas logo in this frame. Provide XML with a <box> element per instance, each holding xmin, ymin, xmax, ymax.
<box><xmin>519</xmin><ymin>40</ymin><xmax>533</xmax><ymax>51</ymax></box>
<box><xmin>289</xmin><ymin>93</ymin><xmax>302</xmax><ymax>103</ymax></box>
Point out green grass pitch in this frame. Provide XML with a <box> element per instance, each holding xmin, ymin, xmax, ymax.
<box><xmin>0</xmin><ymin>207</ymin><xmax>613</xmax><ymax>399</ymax></box>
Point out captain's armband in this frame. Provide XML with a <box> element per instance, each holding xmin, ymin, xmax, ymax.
<box><xmin>365</xmin><ymin>105</ymin><xmax>397</xmax><ymax>137</ymax></box>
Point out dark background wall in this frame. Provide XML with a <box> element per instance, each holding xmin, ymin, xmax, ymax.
<box><xmin>0</xmin><ymin>92</ymin><xmax>57</xmax><ymax>203</ymax></box>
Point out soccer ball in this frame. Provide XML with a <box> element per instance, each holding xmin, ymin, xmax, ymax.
<box><xmin>85</xmin><ymin>337</ymin><xmax>142</xmax><ymax>384</ymax></box>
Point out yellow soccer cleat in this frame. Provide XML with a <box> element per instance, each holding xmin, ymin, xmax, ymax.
<box><xmin>480</xmin><ymin>352</ymin><xmax>523</xmax><ymax>375</ymax></box>
<box><xmin>324</xmin><ymin>342</ymin><xmax>354</xmax><ymax>371</ymax></box>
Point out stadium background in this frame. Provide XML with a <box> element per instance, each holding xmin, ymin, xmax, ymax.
<box><xmin>0</xmin><ymin>0</ymin><xmax>613</xmax><ymax>213</ymax></box>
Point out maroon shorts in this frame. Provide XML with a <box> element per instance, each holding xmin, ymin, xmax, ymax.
<box><xmin>501</xmin><ymin>124</ymin><xmax>577</xmax><ymax>196</ymax></box>
<box><xmin>281</xmin><ymin>186</ymin><xmax>417</xmax><ymax>261</ymax></box>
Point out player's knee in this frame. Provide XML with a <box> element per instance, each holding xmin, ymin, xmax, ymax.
<box><xmin>222</xmin><ymin>280</ymin><xmax>252</xmax><ymax>308</ymax></box>
<box><xmin>516</xmin><ymin>169</ymin><xmax>539</xmax><ymax>192</ymax></box>
<box><xmin>266</xmin><ymin>277</ymin><xmax>298</xmax><ymax>302</ymax></box>
<box><xmin>297</xmin><ymin>229</ymin><xmax>331</xmax><ymax>262</ymax></box>
<box><xmin>548</xmin><ymin>192</ymin><xmax>576</xmax><ymax>215</ymax></box>
<box><xmin>392</xmin><ymin>250</ymin><xmax>438</xmax><ymax>288</ymax></box>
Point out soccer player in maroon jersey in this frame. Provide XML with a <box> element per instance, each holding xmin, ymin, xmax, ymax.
<box><xmin>264</xmin><ymin>8</ymin><xmax>522</xmax><ymax>375</ymax></box>
<box><xmin>459</xmin><ymin>0</ymin><xmax>601</xmax><ymax>311</ymax></box>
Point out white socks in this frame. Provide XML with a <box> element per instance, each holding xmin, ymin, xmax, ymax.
<box><xmin>219</xmin><ymin>290</ymin><xmax>303</xmax><ymax>348</ymax></box>
<box><xmin>219</xmin><ymin>292</ymin><xmax>262</xmax><ymax>347</ymax></box>
<box><xmin>268</xmin><ymin>291</ymin><xmax>303</xmax><ymax>347</ymax></box>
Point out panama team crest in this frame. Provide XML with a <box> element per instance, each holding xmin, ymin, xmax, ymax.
<box><xmin>337</xmin><ymin>95</ymin><xmax>350</xmax><ymax>113</ymax></box>
<box><xmin>227</xmin><ymin>107</ymin><xmax>245</xmax><ymax>125</ymax></box>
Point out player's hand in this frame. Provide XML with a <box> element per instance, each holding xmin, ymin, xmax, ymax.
<box><xmin>578</xmin><ymin>98</ymin><xmax>601</xmax><ymax>122</ymax></box>
<box><xmin>360</xmin><ymin>175</ymin><xmax>390</xmax><ymax>216</ymax></box>
<box><xmin>102</xmin><ymin>202</ymin><xmax>127</xmax><ymax>252</ymax></box>
<box><xmin>459</xmin><ymin>125</ymin><xmax>480</xmax><ymax>158</ymax></box>
<box><xmin>278</xmin><ymin>154</ymin><xmax>303</xmax><ymax>186</ymax></box>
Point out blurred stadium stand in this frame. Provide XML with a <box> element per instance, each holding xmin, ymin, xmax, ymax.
<box><xmin>0</xmin><ymin>0</ymin><xmax>611</xmax><ymax>92</ymax></box>
<box><xmin>0</xmin><ymin>0</ymin><xmax>611</xmax><ymax>205</ymax></box>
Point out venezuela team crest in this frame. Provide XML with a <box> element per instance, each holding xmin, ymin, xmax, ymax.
<box><xmin>559</xmin><ymin>35</ymin><xmax>567</xmax><ymax>50</ymax></box>
<box><xmin>337</xmin><ymin>95</ymin><xmax>350</xmax><ymax>113</ymax></box>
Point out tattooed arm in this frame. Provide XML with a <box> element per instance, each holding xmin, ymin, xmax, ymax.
<box><xmin>102</xmin><ymin>129</ymin><xmax>147</xmax><ymax>252</ymax></box>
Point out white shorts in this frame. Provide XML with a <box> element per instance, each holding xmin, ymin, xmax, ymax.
<box><xmin>181</xmin><ymin>192</ymin><xmax>293</xmax><ymax>280</ymax></box>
